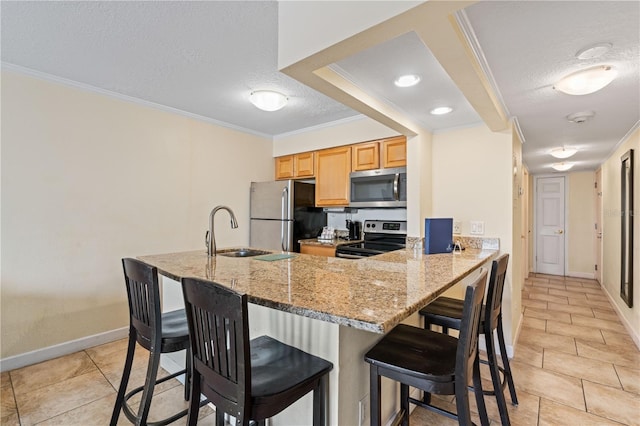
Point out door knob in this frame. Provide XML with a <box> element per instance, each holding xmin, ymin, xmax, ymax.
<box><xmin>555</xmin><ymin>230</ymin><xmax>564</xmax><ymax>234</ymax></box>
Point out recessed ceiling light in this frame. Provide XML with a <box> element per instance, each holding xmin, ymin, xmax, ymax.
<box><xmin>553</xmin><ymin>65</ymin><xmax>617</xmax><ymax>95</ymax></box>
<box><xmin>550</xmin><ymin>147</ymin><xmax>578</xmax><ymax>159</ymax></box>
<box><xmin>249</xmin><ymin>90</ymin><xmax>288</xmax><ymax>111</ymax></box>
<box><xmin>576</xmin><ymin>43</ymin><xmax>612</xmax><ymax>60</ymax></box>
<box><xmin>551</xmin><ymin>162</ymin><xmax>574</xmax><ymax>171</ymax></box>
<box><xmin>394</xmin><ymin>74</ymin><xmax>421</xmax><ymax>87</ymax></box>
<box><xmin>430</xmin><ymin>106</ymin><xmax>453</xmax><ymax>115</ymax></box>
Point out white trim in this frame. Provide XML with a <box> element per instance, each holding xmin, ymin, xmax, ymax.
<box><xmin>606</xmin><ymin>120</ymin><xmax>640</xmax><ymax>161</ymax></box>
<box><xmin>0</xmin><ymin>327</ymin><xmax>128</xmax><ymax>372</ymax></box>
<box><xmin>566</xmin><ymin>271</ymin><xmax>596</xmax><ymax>280</ymax></box>
<box><xmin>1</xmin><ymin>62</ymin><xmax>274</xmax><ymax>140</ymax></box>
<box><xmin>454</xmin><ymin>10</ymin><xmax>511</xmax><ymax>119</ymax></box>
<box><xmin>511</xmin><ymin>312</ymin><xmax>525</xmax><ymax>358</ymax></box>
<box><xmin>512</xmin><ymin>116</ymin><xmax>526</xmax><ymax>144</ymax></box>
<box><xmin>601</xmin><ymin>285</ymin><xmax>640</xmax><ymax>351</ymax></box>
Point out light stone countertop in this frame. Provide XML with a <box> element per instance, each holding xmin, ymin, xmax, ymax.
<box><xmin>139</xmin><ymin>247</ymin><xmax>496</xmax><ymax>334</ymax></box>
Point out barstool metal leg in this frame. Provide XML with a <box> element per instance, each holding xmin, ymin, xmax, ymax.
<box><xmin>485</xmin><ymin>328</ymin><xmax>511</xmax><ymax>425</ymax></box>
<box><xmin>370</xmin><ymin>366</ymin><xmax>382</xmax><ymax>426</ymax></box>
<box><xmin>313</xmin><ymin>374</ymin><xmax>328</xmax><ymax>426</ymax></box>
<box><xmin>497</xmin><ymin>316</ymin><xmax>518</xmax><ymax>406</ymax></box>
<box><xmin>111</xmin><ymin>330</ymin><xmax>137</xmax><ymax>426</ymax></box>
<box><xmin>472</xmin><ymin>352</ymin><xmax>490</xmax><ymax>426</ymax></box>
<box><xmin>400</xmin><ymin>383</ymin><xmax>409</xmax><ymax>426</ymax></box>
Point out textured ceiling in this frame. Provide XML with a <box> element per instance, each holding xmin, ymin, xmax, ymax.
<box><xmin>1</xmin><ymin>1</ymin><xmax>639</xmax><ymax>174</ymax></box>
<box><xmin>0</xmin><ymin>1</ymin><xmax>357</xmax><ymax>137</ymax></box>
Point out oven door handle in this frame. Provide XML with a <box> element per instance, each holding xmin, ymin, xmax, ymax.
<box><xmin>336</xmin><ymin>253</ymin><xmax>365</xmax><ymax>259</ymax></box>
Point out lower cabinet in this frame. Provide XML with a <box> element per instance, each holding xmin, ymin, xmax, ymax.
<box><xmin>300</xmin><ymin>244</ymin><xmax>335</xmax><ymax>257</ymax></box>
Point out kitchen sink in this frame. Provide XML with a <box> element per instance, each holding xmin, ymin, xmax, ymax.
<box><xmin>218</xmin><ymin>248</ymin><xmax>271</xmax><ymax>258</ymax></box>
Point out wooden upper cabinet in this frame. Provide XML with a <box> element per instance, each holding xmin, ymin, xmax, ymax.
<box><xmin>381</xmin><ymin>136</ymin><xmax>407</xmax><ymax>168</ymax></box>
<box><xmin>352</xmin><ymin>142</ymin><xmax>380</xmax><ymax>171</ymax></box>
<box><xmin>294</xmin><ymin>152</ymin><xmax>314</xmax><ymax>178</ymax></box>
<box><xmin>275</xmin><ymin>155</ymin><xmax>294</xmax><ymax>180</ymax></box>
<box><xmin>315</xmin><ymin>146</ymin><xmax>351</xmax><ymax>206</ymax></box>
<box><xmin>275</xmin><ymin>152</ymin><xmax>315</xmax><ymax>180</ymax></box>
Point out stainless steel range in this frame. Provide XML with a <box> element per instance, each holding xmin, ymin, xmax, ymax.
<box><xmin>335</xmin><ymin>220</ymin><xmax>406</xmax><ymax>259</ymax></box>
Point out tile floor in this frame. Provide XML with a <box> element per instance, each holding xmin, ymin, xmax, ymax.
<box><xmin>1</xmin><ymin>274</ymin><xmax>639</xmax><ymax>425</ymax></box>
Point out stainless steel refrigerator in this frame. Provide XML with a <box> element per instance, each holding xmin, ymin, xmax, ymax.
<box><xmin>250</xmin><ymin>180</ymin><xmax>326</xmax><ymax>252</ymax></box>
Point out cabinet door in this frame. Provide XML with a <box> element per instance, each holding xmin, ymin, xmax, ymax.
<box><xmin>381</xmin><ymin>136</ymin><xmax>407</xmax><ymax>168</ymax></box>
<box><xmin>275</xmin><ymin>155</ymin><xmax>294</xmax><ymax>180</ymax></box>
<box><xmin>294</xmin><ymin>152</ymin><xmax>315</xmax><ymax>178</ymax></box>
<box><xmin>315</xmin><ymin>146</ymin><xmax>351</xmax><ymax>206</ymax></box>
<box><xmin>352</xmin><ymin>142</ymin><xmax>380</xmax><ymax>171</ymax></box>
<box><xmin>300</xmin><ymin>244</ymin><xmax>335</xmax><ymax>257</ymax></box>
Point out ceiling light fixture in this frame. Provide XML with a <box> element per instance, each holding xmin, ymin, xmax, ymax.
<box><xmin>249</xmin><ymin>90</ymin><xmax>288</xmax><ymax>111</ymax></box>
<box><xmin>551</xmin><ymin>162</ymin><xmax>574</xmax><ymax>172</ymax></box>
<box><xmin>553</xmin><ymin>65</ymin><xmax>618</xmax><ymax>95</ymax></box>
<box><xmin>550</xmin><ymin>147</ymin><xmax>578</xmax><ymax>159</ymax></box>
<box><xmin>430</xmin><ymin>106</ymin><xmax>453</xmax><ymax>115</ymax></box>
<box><xmin>394</xmin><ymin>74</ymin><xmax>421</xmax><ymax>87</ymax></box>
<box><xmin>576</xmin><ymin>43</ymin><xmax>612</xmax><ymax>60</ymax></box>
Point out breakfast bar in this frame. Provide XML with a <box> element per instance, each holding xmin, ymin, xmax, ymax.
<box><xmin>139</xmin><ymin>247</ymin><xmax>497</xmax><ymax>425</ymax></box>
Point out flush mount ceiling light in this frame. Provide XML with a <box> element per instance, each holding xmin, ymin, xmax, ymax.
<box><xmin>249</xmin><ymin>90</ymin><xmax>288</xmax><ymax>111</ymax></box>
<box><xmin>551</xmin><ymin>162</ymin><xmax>574</xmax><ymax>172</ymax></box>
<box><xmin>553</xmin><ymin>65</ymin><xmax>618</xmax><ymax>95</ymax></box>
<box><xmin>550</xmin><ymin>147</ymin><xmax>578</xmax><ymax>159</ymax></box>
<box><xmin>394</xmin><ymin>74</ymin><xmax>421</xmax><ymax>87</ymax></box>
<box><xmin>430</xmin><ymin>106</ymin><xmax>453</xmax><ymax>115</ymax></box>
<box><xmin>576</xmin><ymin>43</ymin><xmax>612</xmax><ymax>60</ymax></box>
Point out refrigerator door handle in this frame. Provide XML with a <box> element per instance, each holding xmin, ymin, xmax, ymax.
<box><xmin>281</xmin><ymin>187</ymin><xmax>288</xmax><ymax>251</ymax></box>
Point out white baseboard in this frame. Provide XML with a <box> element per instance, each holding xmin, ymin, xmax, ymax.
<box><xmin>567</xmin><ymin>271</ymin><xmax>596</xmax><ymax>280</ymax></box>
<box><xmin>0</xmin><ymin>327</ymin><xmax>128</xmax><ymax>372</ymax></box>
<box><xmin>601</xmin><ymin>286</ymin><xmax>640</xmax><ymax>351</ymax></box>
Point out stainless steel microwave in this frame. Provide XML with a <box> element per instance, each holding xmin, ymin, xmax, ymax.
<box><xmin>349</xmin><ymin>167</ymin><xmax>407</xmax><ymax>208</ymax></box>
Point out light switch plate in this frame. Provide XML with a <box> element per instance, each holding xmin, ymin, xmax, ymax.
<box><xmin>470</xmin><ymin>221</ymin><xmax>484</xmax><ymax>235</ymax></box>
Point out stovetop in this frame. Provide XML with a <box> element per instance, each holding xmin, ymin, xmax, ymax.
<box><xmin>335</xmin><ymin>220</ymin><xmax>406</xmax><ymax>257</ymax></box>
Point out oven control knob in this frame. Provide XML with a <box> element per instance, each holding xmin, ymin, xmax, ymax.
<box><xmin>371</xmin><ymin>224</ymin><xmax>376</xmax><ymax>228</ymax></box>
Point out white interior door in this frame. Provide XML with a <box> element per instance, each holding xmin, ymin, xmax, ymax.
<box><xmin>536</xmin><ymin>176</ymin><xmax>565</xmax><ymax>276</ymax></box>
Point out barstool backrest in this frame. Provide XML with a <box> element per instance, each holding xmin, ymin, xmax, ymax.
<box><xmin>484</xmin><ymin>254</ymin><xmax>510</xmax><ymax>332</ymax></box>
<box><xmin>122</xmin><ymin>258</ymin><xmax>161</xmax><ymax>351</ymax></box>
<box><xmin>456</xmin><ymin>269</ymin><xmax>487</xmax><ymax>389</ymax></box>
<box><xmin>181</xmin><ymin>278</ymin><xmax>251</xmax><ymax>421</ymax></box>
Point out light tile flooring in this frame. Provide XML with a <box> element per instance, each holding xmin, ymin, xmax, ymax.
<box><xmin>1</xmin><ymin>274</ymin><xmax>639</xmax><ymax>425</ymax></box>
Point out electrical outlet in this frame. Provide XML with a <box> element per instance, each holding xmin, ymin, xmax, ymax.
<box><xmin>453</xmin><ymin>221</ymin><xmax>462</xmax><ymax>234</ymax></box>
<box><xmin>359</xmin><ymin>395</ymin><xmax>370</xmax><ymax>426</ymax></box>
<box><xmin>470</xmin><ymin>221</ymin><xmax>484</xmax><ymax>235</ymax></box>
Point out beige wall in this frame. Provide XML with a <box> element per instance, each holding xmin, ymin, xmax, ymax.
<box><xmin>601</xmin><ymin>127</ymin><xmax>639</xmax><ymax>343</ymax></box>
<box><xmin>431</xmin><ymin>124</ymin><xmax>520</xmax><ymax>345</ymax></box>
<box><xmin>1</xmin><ymin>71</ymin><xmax>274</xmax><ymax>359</ymax></box>
<box><xmin>567</xmin><ymin>171</ymin><xmax>596</xmax><ymax>276</ymax></box>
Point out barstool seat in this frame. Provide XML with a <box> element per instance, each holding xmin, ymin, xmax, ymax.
<box><xmin>365</xmin><ymin>270</ymin><xmax>490</xmax><ymax>426</ymax></box>
<box><xmin>420</xmin><ymin>254</ymin><xmax>517</xmax><ymax>426</ymax></box>
<box><xmin>181</xmin><ymin>277</ymin><xmax>333</xmax><ymax>426</ymax></box>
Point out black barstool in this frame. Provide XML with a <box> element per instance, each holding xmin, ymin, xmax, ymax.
<box><xmin>111</xmin><ymin>258</ymin><xmax>192</xmax><ymax>426</ymax></box>
<box><xmin>419</xmin><ymin>254</ymin><xmax>517</xmax><ymax>426</ymax></box>
<box><xmin>181</xmin><ymin>277</ymin><xmax>334</xmax><ymax>426</ymax></box>
<box><xmin>365</xmin><ymin>270</ymin><xmax>489</xmax><ymax>426</ymax></box>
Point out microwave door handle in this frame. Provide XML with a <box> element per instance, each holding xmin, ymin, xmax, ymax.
<box><xmin>393</xmin><ymin>173</ymin><xmax>400</xmax><ymax>201</ymax></box>
<box><xmin>281</xmin><ymin>187</ymin><xmax>288</xmax><ymax>251</ymax></box>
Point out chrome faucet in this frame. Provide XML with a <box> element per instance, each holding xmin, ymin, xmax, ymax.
<box><xmin>206</xmin><ymin>205</ymin><xmax>238</xmax><ymax>257</ymax></box>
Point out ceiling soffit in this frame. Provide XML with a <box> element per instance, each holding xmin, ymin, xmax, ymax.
<box><xmin>280</xmin><ymin>1</ymin><xmax>508</xmax><ymax>138</ymax></box>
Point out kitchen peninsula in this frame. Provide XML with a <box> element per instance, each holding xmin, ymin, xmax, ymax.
<box><xmin>139</xmin><ymin>247</ymin><xmax>496</xmax><ymax>425</ymax></box>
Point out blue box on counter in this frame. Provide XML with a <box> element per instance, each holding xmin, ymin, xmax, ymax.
<box><xmin>424</xmin><ymin>218</ymin><xmax>453</xmax><ymax>254</ymax></box>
